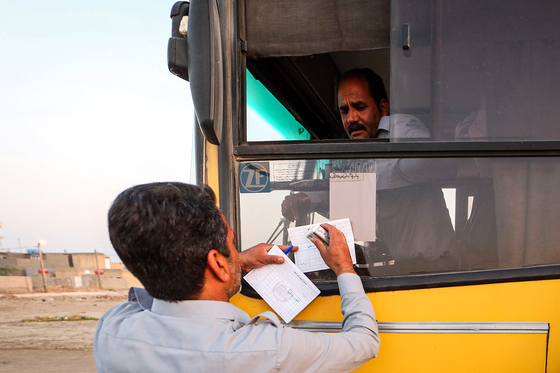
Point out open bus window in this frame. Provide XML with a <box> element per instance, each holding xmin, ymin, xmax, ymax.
<box><xmin>245</xmin><ymin>49</ymin><xmax>392</xmax><ymax>141</ymax></box>
<box><xmin>247</xmin><ymin>70</ymin><xmax>311</xmax><ymax>141</ymax></box>
<box><xmin>238</xmin><ymin>157</ymin><xmax>560</xmax><ymax>280</ymax></box>
<box><xmin>246</xmin><ymin>54</ymin><xmax>351</xmax><ymax>141</ymax></box>
<box><xmin>243</xmin><ymin>0</ymin><xmax>560</xmax><ymax>143</ymax></box>
<box><xmin>243</xmin><ymin>0</ymin><xmax>390</xmax><ymax>142</ymax></box>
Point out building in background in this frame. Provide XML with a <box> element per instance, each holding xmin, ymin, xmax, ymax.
<box><xmin>0</xmin><ymin>251</ymin><xmax>141</xmax><ymax>292</ymax></box>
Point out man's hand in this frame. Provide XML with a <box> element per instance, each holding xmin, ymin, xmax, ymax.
<box><xmin>281</xmin><ymin>193</ymin><xmax>311</xmax><ymax>222</ymax></box>
<box><xmin>310</xmin><ymin>224</ymin><xmax>355</xmax><ymax>276</ymax></box>
<box><xmin>239</xmin><ymin>244</ymin><xmax>298</xmax><ymax>272</ymax></box>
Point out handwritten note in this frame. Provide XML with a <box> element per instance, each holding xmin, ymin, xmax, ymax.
<box><xmin>271</xmin><ymin>161</ymin><xmax>314</xmax><ymax>182</ymax></box>
<box><xmin>244</xmin><ymin>246</ymin><xmax>320</xmax><ymax>323</ymax></box>
<box><xmin>330</xmin><ymin>172</ymin><xmax>376</xmax><ymax>241</ymax></box>
<box><xmin>288</xmin><ymin>218</ymin><xmax>356</xmax><ymax>273</ymax></box>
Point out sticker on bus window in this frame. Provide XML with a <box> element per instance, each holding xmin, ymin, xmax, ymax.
<box><xmin>239</xmin><ymin>162</ymin><xmax>270</xmax><ymax>193</ymax></box>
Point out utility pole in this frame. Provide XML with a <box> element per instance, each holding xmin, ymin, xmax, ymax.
<box><xmin>94</xmin><ymin>249</ymin><xmax>103</xmax><ymax>290</ymax></box>
<box><xmin>38</xmin><ymin>240</ymin><xmax>48</xmax><ymax>292</ymax></box>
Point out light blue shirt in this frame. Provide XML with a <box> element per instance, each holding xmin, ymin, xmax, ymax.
<box><xmin>94</xmin><ymin>273</ymin><xmax>379</xmax><ymax>372</ymax></box>
<box><xmin>306</xmin><ymin>114</ymin><xmax>457</xmax><ymax>261</ymax></box>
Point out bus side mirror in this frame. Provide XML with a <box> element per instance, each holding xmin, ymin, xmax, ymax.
<box><xmin>168</xmin><ymin>0</ymin><xmax>224</xmax><ymax>145</ymax></box>
<box><xmin>168</xmin><ymin>2</ymin><xmax>190</xmax><ymax>80</ymax></box>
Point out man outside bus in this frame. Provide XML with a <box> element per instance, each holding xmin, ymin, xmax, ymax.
<box><xmin>283</xmin><ymin>68</ymin><xmax>457</xmax><ymax>270</ymax></box>
<box><xmin>94</xmin><ymin>182</ymin><xmax>379</xmax><ymax>372</ymax></box>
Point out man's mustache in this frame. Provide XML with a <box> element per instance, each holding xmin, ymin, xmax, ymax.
<box><xmin>347</xmin><ymin>123</ymin><xmax>368</xmax><ymax>135</ymax></box>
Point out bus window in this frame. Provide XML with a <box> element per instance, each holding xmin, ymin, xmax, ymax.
<box><xmin>243</xmin><ymin>0</ymin><xmax>560</xmax><ymax>143</ymax></box>
<box><xmin>238</xmin><ymin>157</ymin><xmax>560</xmax><ymax>279</ymax></box>
<box><xmin>393</xmin><ymin>0</ymin><xmax>560</xmax><ymax>141</ymax></box>
<box><xmin>235</xmin><ymin>0</ymin><xmax>560</xmax><ymax>283</ymax></box>
<box><xmin>246</xmin><ymin>70</ymin><xmax>310</xmax><ymax>141</ymax></box>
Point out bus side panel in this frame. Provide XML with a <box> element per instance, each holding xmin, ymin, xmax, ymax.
<box><xmin>358</xmin><ymin>333</ymin><xmax>546</xmax><ymax>373</ymax></box>
<box><xmin>231</xmin><ymin>279</ymin><xmax>560</xmax><ymax>371</ymax></box>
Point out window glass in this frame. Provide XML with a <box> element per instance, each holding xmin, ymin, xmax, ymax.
<box><xmin>246</xmin><ymin>70</ymin><xmax>311</xmax><ymax>141</ymax></box>
<box><xmin>392</xmin><ymin>0</ymin><xmax>560</xmax><ymax>141</ymax></box>
<box><xmin>239</xmin><ymin>157</ymin><xmax>560</xmax><ymax>280</ymax></box>
<box><xmin>244</xmin><ymin>1</ymin><xmax>560</xmax><ymax>143</ymax></box>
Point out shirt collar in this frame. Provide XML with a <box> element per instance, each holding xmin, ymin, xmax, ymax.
<box><xmin>128</xmin><ymin>287</ymin><xmax>154</xmax><ymax>310</ymax></box>
<box><xmin>151</xmin><ymin>298</ymin><xmax>252</xmax><ymax>324</ymax></box>
<box><xmin>376</xmin><ymin>116</ymin><xmax>390</xmax><ymax>137</ymax></box>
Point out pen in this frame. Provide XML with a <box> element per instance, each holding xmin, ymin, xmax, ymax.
<box><xmin>283</xmin><ymin>245</ymin><xmax>294</xmax><ymax>255</ymax></box>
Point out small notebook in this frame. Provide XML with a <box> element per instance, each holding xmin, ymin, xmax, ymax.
<box><xmin>244</xmin><ymin>246</ymin><xmax>320</xmax><ymax>323</ymax></box>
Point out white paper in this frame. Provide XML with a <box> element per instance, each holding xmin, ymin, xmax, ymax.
<box><xmin>329</xmin><ymin>172</ymin><xmax>377</xmax><ymax>242</ymax></box>
<box><xmin>244</xmin><ymin>246</ymin><xmax>320</xmax><ymax>323</ymax></box>
<box><xmin>288</xmin><ymin>218</ymin><xmax>356</xmax><ymax>273</ymax></box>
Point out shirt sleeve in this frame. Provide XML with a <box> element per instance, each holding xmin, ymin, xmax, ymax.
<box><xmin>307</xmin><ymin>191</ymin><xmax>330</xmax><ymax>218</ymax></box>
<box><xmin>376</xmin><ymin>114</ymin><xmax>458</xmax><ymax>190</ymax></box>
<box><xmin>275</xmin><ymin>273</ymin><xmax>380</xmax><ymax>372</ymax></box>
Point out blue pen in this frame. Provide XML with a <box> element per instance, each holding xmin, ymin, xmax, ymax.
<box><xmin>283</xmin><ymin>245</ymin><xmax>294</xmax><ymax>255</ymax></box>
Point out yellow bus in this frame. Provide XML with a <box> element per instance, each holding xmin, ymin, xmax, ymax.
<box><xmin>168</xmin><ymin>0</ymin><xmax>560</xmax><ymax>371</ymax></box>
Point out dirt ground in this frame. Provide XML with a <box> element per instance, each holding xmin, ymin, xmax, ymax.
<box><xmin>0</xmin><ymin>289</ymin><xmax>128</xmax><ymax>372</ymax></box>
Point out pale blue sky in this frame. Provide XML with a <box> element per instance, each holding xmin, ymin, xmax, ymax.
<box><xmin>0</xmin><ymin>1</ymin><xmax>195</xmax><ymax>262</ymax></box>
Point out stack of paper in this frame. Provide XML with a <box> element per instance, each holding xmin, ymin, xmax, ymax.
<box><xmin>244</xmin><ymin>246</ymin><xmax>320</xmax><ymax>323</ymax></box>
<box><xmin>287</xmin><ymin>218</ymin><xmax>357</xmax><ymax>273</ymax></box>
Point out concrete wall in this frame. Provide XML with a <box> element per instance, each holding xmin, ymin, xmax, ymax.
<box><xmin>42</xmin><ymin>254</ymin><xmax>71</xmax><ymax>267</ymax></box>
<box><xmin>0</xmin><ymin>260</ymin><xmax>25</xmax><ymax>276</ymax></box>
<box><xmin>14</xmin><ymin>256</ymin><xmax>69</xmax><ymax>271</ymax></box>
<box><xmin>100</xmin><ymin>277</ymin><xmax>129</xmax><ymax>290</ymax></box>
<box><xmin>2</xmin><ymin>269</ymin><xmax>140</xmax><ymax>292</ymax></box>
<box><xmin>0</xmin><ymin>259</ymin><xmax>18</xmax><ymax>267</ymax></box>
<box><xmin>0</xmin><ymin>276</ymin><xmax>33</xmax><ymax>292</ymax></box>
<box><xmin>81</xmin><ymin>275</ymin><xmax>129</xmax><ymax>290</ymax></box>
<box><xmin>53</xmin><ymin>269</ymin><xmax>83</xmax><ymax>277</ymax></box>
<box><xmin>121</xmin><ymin>271</ymin><xmax>143</xmax><ymax>288</ymax></box>
<box><xmin>29</xmin><ymin>272</ymin><xmax>136</xmax><ymax>291</ymax></box>
<box><xmin>31</xmin><ymin>275</ymin><xmax>74</xmax><ymax>289</ymax></box>
<box><xmin>70</xmin><ymin>254</ymin><xmax>110</xmax><ymax>269</ymax></box>
<box><xmin>97</xmin><ymin>269</ymin><xmax>143</xmax><ymax>288</ymax></box>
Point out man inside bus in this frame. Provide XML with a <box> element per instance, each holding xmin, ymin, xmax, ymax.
<box><xmin>94</xmin><ymin>182</ymin><xmax>380</xmax><ymax>372</ymax></box>
<box><xmin>282</xmin><ymin>68</ymin><xmax>458</xmax><ymax>272</ymax></box>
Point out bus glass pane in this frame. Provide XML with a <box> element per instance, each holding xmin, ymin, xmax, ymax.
<box><xmin>243</xmin><ymin>1</ymin><xmax>560</xmax><ymax>143</ymax></box>
<box><xmin>238</xmin><ymin>157</ymin><xmax>560</xmax><ymax>280</ymax></box>
<box><xmin>392</xmin><ymin>0</ymin><xmax>560</xmax><ymax>141</ymax></box>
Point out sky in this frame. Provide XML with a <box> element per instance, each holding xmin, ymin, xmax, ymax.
<box><xmin>0</xmin><ymin>1</ymin><xmax>195</xmax><ymax>262</ymax></box>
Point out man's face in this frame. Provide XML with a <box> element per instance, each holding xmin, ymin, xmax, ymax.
<box><xmin>222</xmin><ymin>216</ymin><xmax>241</xmax><ymax>299</ymax></box>
<box><xmin>338</xmin><ymin>76</ymin><xmax>388</xmax><ymax>139</ymax></box>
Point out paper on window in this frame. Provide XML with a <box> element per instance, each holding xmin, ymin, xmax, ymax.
<box><xmin>329</xmin><ymin>172</ymin><xmax>376</xmax><ymax>242</ymax></box>
<box><xmin>288</xmin><ymin>218</ymin><xmax>356</xmax><ymax>273</ymax></box>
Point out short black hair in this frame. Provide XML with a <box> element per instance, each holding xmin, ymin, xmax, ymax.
<box><xmin>108</xmin><ymin>182</ymin><xmax>228</xmax><ymax>301</ymax></box>
<box><xmin>340</xmin><ymin>68</ymin><xmax>388</xmax><ymax>110</ymax></box>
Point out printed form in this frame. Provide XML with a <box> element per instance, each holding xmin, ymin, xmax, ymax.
<box><xmin>288</xmin><ymin>218</ymin><xmax>356</xmax><ymax>273</ymax></box>
<box><xmin>244</xmin><ymin>246</ymin><xmax>320</xmax><ymax>323</ymax></box>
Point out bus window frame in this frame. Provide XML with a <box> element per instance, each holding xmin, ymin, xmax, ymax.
<box><xmin>231</xmin><ymin>2</ymin><xmax>560</xmax><ymax>296</ymax></box>
<box><xmin>232</xmin><ymin>140</ymin><xmax>560</xmax><ymax>297</ymax></box>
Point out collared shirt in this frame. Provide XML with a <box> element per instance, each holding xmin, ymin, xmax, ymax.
<box><xmin>94</xmin><ymin>273</ymin><xmax>379</xmax><ymax>373</ymax></box>
<box><xmin>310</xmin><ymin>114</ymin><xmax>457</xmax><ymax>261</ymax></box>
<box><xmin>374</xmin><ymin>114</ymin><xmax>457</xmax><ymax>261</ymax></box>
<box><xmin>375</xmin><ymin>115</ymin><xmax>391</xmax><ymax>139</ymax></box>
<box><xmin>376</xmin><ymin>114</ymin><xmax>429</xmax><ymax>141</ymax></box>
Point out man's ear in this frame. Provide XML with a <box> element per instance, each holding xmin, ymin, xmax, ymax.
<box><xmin>380</xmin><ymin>99</ymin><xmax>389</xmax><ymax>116</ymax></box>
<box><xmin>206</xmin><ymin>249</ymin><xmax>230</xmax><ymax>283</ymax></box>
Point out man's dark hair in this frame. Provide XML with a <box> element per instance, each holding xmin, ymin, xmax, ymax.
<box><xmin>340</xmin><ymin>68</ymin><xmax>388</xmax><ymax>110</ymax></box>
<box><xmin>108</xmin><ymin>182</ymin><xmax>228</xmax><ymax>301</ymax></box>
